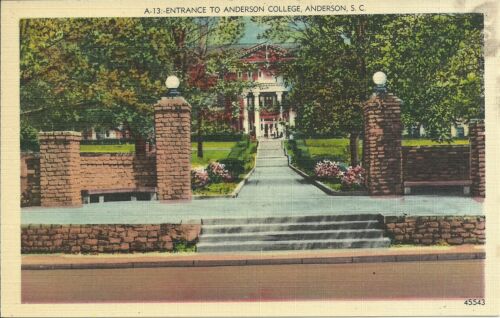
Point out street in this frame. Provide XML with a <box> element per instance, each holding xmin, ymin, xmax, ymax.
<box><xmin>22</xmin><ymin>260</ymin><xmax>484</xmax><ymax>303</ymax></box>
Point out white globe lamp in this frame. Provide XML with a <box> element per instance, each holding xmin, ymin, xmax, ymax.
<box><xmin>372</xmin><ymin>71</ymin><xmax>387</xmax><ymax>94</ymax></box>
<box><xmin>165</xmin><ymin>75</ymin><xmax>180</xmax><ymax>96</ymax></box>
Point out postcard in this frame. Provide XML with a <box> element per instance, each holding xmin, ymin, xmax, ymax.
<box><xmin>1</xmin><ymin>0</ymin><xmax>499</xmax><ymax>317</ymax></box>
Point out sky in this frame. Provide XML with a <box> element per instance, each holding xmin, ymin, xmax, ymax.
<box><xmin>238</xmin><ymin>17</ymin><xmax>269</xmax><ymax>44</ymax></box>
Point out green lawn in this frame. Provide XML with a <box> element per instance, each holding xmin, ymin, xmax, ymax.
<box><xmin>192</xmin><ymin>182</ymin><xmax>238</xmax><ymax>196</ymax></box>
<box><xmin>304</xmin><ymin>139</ymin><xmax>362</xmax><ymax>162</ymax></box>
<box><xmin>402</xmin><ymin>138</ymin><xmax>469</xmax><ymax>146</ymax></box>
<box><xmin>190</xmin><ymin>141</ymin><xmax>237</xmax><ymax>168</ymax></box>
<box><xmin>191</xmin><ymin>141</ymin><xmax>237</xmax><ymax>149</ymax></box>
<box><xmin>80</xmin><ymin>144</ymin><xmax>135</xmax><ymax>153</ymax></box>
<box><xmin>191</xmin><ymin>149</ymin><xmax>232</xmax><ymax>168</ymax></box>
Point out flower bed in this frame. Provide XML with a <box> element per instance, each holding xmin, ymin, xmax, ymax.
<box><xmin>286</xmin><ymin>139</ymin><xmax>366</xmax><ymax>193</ymax></box>
<box><xmin>313</xmin><ymin>160</ymin><xmax>365</xmax><ymax>192</ymax></box>
<box><xmin>192</xmin><ymin>139</ymin><xmax>257</xmax><ymax>196</ymax></box>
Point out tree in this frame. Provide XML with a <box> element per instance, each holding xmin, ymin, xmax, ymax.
<box><xmin>255</xmin><ymin>15</ymin><xmax>387</xmax><ymax>166</ymax></box>
<box><xmin>370</xmin><ymin>14</ymin><xmax>484</xmax><ymax>141</ymax></box>
<box><xmin>20</xmin><ymin>17</ymin><xmax>252</xmax><ymax>156</ymax></box>
<box><xmin>256</xmin><ymin>14</ymin><xmax>484</xmax><ymax>166</ymax></box>
<box><xmin>20</xmin><ymin>18</ymin><xmax>178</xmax><ymax>150</ymax></box>
<box><xmin>162</xmin><ymin>17</ymin><xmax>252</xmax><ymax>158</ymax></box>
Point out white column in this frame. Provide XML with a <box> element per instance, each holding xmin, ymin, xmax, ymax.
<box><xmin>277</xmin><ymin>91</ymin><xmax>283</xmax><ymax>119</ymax></box>
<box><xmin>242</xmin><ymin>95</ymin><xmax>249</xmax><ymax>134</ymax></box>
<box><xmin>255</xmin><ymin>93</ymin><xmax>261</xmax><ymax>138</ymax></box>
<box><xmin>277</xmin><ymin>92</ymin><xmax>283</xmax><ymax>136</ymax></box>
<box><xmin>289</xmin><ymin>108</ymin><xmax>296</xmax><ymax>127</ymax></box>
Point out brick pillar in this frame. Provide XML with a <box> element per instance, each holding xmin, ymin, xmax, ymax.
<box><xmin>154</xmin><ymin>96</ymin><xmax>192</xmax><ymax>201</ymax></box>
<box><xmin>363</xmin><ymin>93</ymin><xmax>403</xmax><ymax>195</ymax></box>
<box><xmin>469</xmin><ymin>120</ymin><xmax>485</xmax><ymax>197</ymax></box>
<box><xmin>39</xmin><ymin>131</ymin><xmax>82</xmax><ymax>207</ymax></box>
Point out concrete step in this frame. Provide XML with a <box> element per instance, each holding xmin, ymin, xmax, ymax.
<box><xmin>197</xmin><ymin>238</ymin><xmax>391</xmax><ymax>252</ymax></box>
<box><xmin>202</xmin><ymin>220</ymin><xmax>381</xmax><ymax>234</ymax></box>
<box><xmin>202</xmin><ymin>214</ymin><xmax>381</xmax><ymax>225</ymax></box>
<box><xmin>200</xmin><ymin>229</ymin><xmax>384</xmax><ymax>243</ymax></box>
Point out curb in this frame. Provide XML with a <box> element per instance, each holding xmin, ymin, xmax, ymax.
<box><xmin>22</xmin><ymin>251</ymin><xmax>485</xmax><ymax>270</ymax></box>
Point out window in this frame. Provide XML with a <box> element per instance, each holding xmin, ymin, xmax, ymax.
<box><xmin>456</xmin><ymin>126</ymin><xmax>465</xmax><ymax>138</ymax></box>
<box><xmin>258</xmin><ymin>70</ymin><xmax>262</xmax><ymax>78</ymax></box>
<box><xmin>238</xmin><ymin>71</ymin><xmax>242</xmax><ymax>78</ymax></box>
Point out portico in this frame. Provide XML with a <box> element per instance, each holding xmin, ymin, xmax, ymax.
<box><xmin>238</xmin><ymin>43</ymin><xmax>297</xmax><ymax>138</ymax></box>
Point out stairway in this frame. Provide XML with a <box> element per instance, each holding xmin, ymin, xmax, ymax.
<box><xmin>255</xmin><ymin>139</ymin><xmax>288</xmax><ymax>167</ymax></box>
<box><xmin>197</xmin><ymin>214</ymin><xmax>391</xmax><ymax>253</ymax></box>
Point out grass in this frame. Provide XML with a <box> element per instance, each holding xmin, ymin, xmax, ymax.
<box><xmin>80</xmin><ymin>144</ymin><xmax>135</xmax><ymax>153</ymax></box>
<box><xmin>191</xmin><ymin>141</ymin><xmax>236</xmax><ymax>149</ymax></box>
<box><xmin>402</xmin><ymin>138</ymin><xmax>469</xmax><ymax>146</ymax></box>
<box><xmin>304</xmin><ymin>138</ymin><xmax>363</xmax><ymax>162</ymax></box>
<box><xmin>191</xmin><ymin>149</ymin><xmax>232</xmax><ymax>168</ymax></box>
<box><xmin>192</xmin><ymin>182</ymin><xmax>238</xmax><ymax>196</ymax></box>
<box><xmin>321</xmin><ymin>181</ymin><xmax>343</xmax><ymax>191</ymax></box>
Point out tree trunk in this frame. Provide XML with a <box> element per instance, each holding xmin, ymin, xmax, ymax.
<box><xmin>197</xmin><ymin>111</ymin><xmax>203</xmax><ymax>158</ymax></box>
<box><xmin>135</xmin><ymin>135</ymin><xmax>147</xmax><ymax>156</ymax></box>
<box><xmin>349</xmin><ymin>132</ymin><xmax>359</xmax><ymax>167</ymax></box>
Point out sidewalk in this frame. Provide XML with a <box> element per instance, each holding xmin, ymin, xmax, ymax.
<box><xmin>22</xmin><ymin>244</ymin><xmax>485</xmax><ymax>270</ymax></box>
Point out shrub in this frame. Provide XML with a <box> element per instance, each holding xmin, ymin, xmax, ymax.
<box><xmin>191</xmin><ymin>168</ymin><xmax>209</xmax><ymax>189</ymax></box>
<box><xmin>207</xmin><ymin>162</ymin><xmax>232</xmax><ymax>183</ymax></box>
<box><xmin>20</xmin><ymin>123</ymin><xmax>39</xmax><ymax>151</ymax></box>
<box><xmin>218</xmin><ymin>158</ymin><xmax>245</xmax><ymax>179</ymax></box>
<box><xmin>190</xmin><ymin>133</ymin><xmax>244</xmax><ymax>142</ymax></box>
<box><xmin>314</xmin><ymin>160</ymin><xmax>344</xmax><ymax>181</ymax></box>
<box><xmin>341</xmin><ymin>165</ymin><xmax>365</xmax><ymax>190</ymax></box>
<box><xmin>80</xmin><ymin>139</ymin><xmax>133</xmax><ymax>145</ymax></box>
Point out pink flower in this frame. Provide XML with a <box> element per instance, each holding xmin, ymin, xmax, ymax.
<box><xmin>191</xmin><ymin>168</ymin><xmax>209</xmax><ymax>189</ymax></box>
<box><xmin>314</xmin><ymin>160</ymin><xmax>343</xmax><ymax>179</ymax></box>
<box><xmin>207</xmin><ymin>162</ymin><xmax>232</xmax><ymax>182</ymax></box>
<box><xmin>341</xmin><ymin>165</ymin><xmax>365</xmax><ymax>186</ymax></box>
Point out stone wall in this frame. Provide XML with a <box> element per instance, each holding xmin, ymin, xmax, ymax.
<box><xmin>470</xmin><ymin>121</ymin><xmax>485</xmax><ymax>197</ymax></box>
<box><xmin>384</xmin><ymin>215</ymin><xmax>485</xmax><ymax>245</ymax></box>
<box><xmin>21</xmin><ymin>223</ymin><xmax>201</xmax><ymax>254</ymax></box>
<box><xmin>154</xmin><ymin>97</ymin><xmax>192</xmax><ymax>200</ymax></box>
<box><xmin>363</xmin><ymin>93</ymin><xmax>403</xmax><ymax>195</ymax></box>
<box><xmin>39</xmin><ymin>132</ymin><xmax>82</xmax><ymax>207</ymax></box>
<box><xmin>21</xmin><ymin>153</ymin><xmax>40</xmax><ymax>207</ymax></box>
<box><xmin>402</xmin><ymin>146</ymin><xmax>470</xmax><ymax>181</ymax></box>
<box><xmin>80</xmin><ymin>153</ymin><xmax>156</xmax><ymax>190</ymax></box>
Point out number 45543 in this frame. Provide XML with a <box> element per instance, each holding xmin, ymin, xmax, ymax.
<box><xmin>464</xmin><ymin>299</ymin><xmax>485</xmax><ymax>305</ymax></box>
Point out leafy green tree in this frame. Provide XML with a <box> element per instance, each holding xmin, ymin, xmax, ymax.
<box><xmin>256</xmin><ymin>14</ymin><xmax>484</xmax><ymax>166</ymax></box>
<box><xmin>255</xmin><ymin>15</ymin><xmax>387</xmax><ymax>166</ymax></box>
<box><xmin>20</xmin><ymin>18</ymin><xmax>177</xmax><ymax>149</ymax></box>
<box><xmin>370</xmin><ymin>14</ymin><xmax>484</xmax><ymax>141</ymax></box>
<box><xmin>20</xmin><ymin>17</ymin><xmax>251</xmax><ymax>155</ymax></box>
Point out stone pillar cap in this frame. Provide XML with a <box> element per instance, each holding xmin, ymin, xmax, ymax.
<box><xmin>155</xmin><ymin>96</ymin><xmax>191</xmax><ymax>111</ymax></box>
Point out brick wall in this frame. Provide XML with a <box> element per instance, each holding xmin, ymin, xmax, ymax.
<box><xmin>384</xmin><ymin>215</ymin><xmax>485</xmax><ymax>245</ymax></box>
<box><xmin>363</xmin><ymin>93</ymin><xmax>403</xmax><ymax>195</ymax></box>
<box><xmin>402</xmin><ymin>146</ymin><xmax>470</xmax><ymax>181</ymax></box>
<box><xmin>154</xmin><ymin>97</ymin><xmax>192</xmax><ymax>200</ymax></box>
<box><xmin>21</xmin><ymin>153</ymin><xmax>40</xmax><ymax>207</ymax></box>
<box><xmin>21</xmin><ymin>223</ymin><xmax>201</xmax><ymax>254</ymax></box>
<box><xmin>470</xmin><ymin>121</ymin><xmax>485</xmax><ymax>197</ymax></box>
<box><xmin>39</xmin><ymin>132</ymin><xmax>82</xmax><ymax>207</ymax></box>
<box><xmin>80</xmin><ymin>153</ymin><xmax>156</xmax><ymax>190</ymax></box>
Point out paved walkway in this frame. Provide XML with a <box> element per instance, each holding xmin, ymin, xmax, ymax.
<box><xmin>21</xmin><ymin>139</ymin><xmax>483</xmax><ymax>225</ymax></box>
